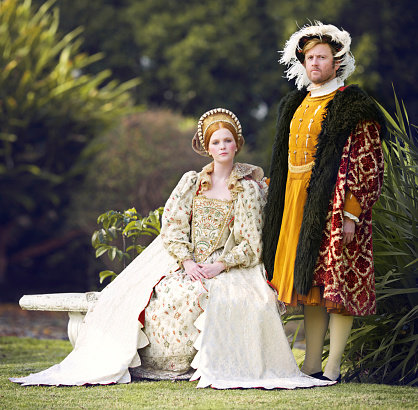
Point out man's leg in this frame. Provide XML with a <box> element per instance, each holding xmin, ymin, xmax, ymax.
<box><xmin>300</xmin><ymin>305</ymin><xmax>329</xmax><ymax>375</ymax></box>
<box><xmin>323</xmin><ymin>313</ymin><xmax>354</xmax><ymax>381</ymax></box>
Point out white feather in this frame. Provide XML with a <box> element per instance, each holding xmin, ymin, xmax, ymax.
<box><xmin>279</xmin><ymin>21</ymin><xmax>356</xmax><ymax>90</ymax></box>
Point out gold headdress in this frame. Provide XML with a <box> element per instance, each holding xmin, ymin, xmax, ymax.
<box><xmin>192</xmin><ymin>108</ymin><xmax>244</xmax><ymax>157</ymax></box>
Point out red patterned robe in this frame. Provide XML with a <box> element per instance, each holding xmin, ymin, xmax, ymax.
<box><xmin>313</xmin><ymin>121</ymin><xmax>384</xmax><ymax>315</ymax></box>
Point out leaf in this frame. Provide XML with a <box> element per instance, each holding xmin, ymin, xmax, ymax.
<box><xmin>91</xmin><ymin>231</ymin><xmax>99</xmax><ymax>247</ymax></box>
<box><xmin>95</xmin><ymin>246</ymin><xmax>110</xmax><ymax>258</ymax></box>
<box><xmin>99</xmin><ymin>270</ymin><xmax>117</xmax><ymax>284</ymax></box>
<box><xmin>108</xmin><ymin>246</ymin><xmax>117</xmax><ymax>261</ymax></box>
<box><xmin>97</xmin><ymin>229</ymin><xmax>108</xmax><ymax>245</ymax></box>
<box><xmin>107</xmin><ymin>226</ymin><xmax>118</xmax><ymax>240</ymax></box>
<box><xmin>116</xmin><ymin>250</ymin><xmax>124</xmax><ymax>261</ymax></box>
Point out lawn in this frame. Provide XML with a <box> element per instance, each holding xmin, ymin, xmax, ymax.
<box><xmin>1</xmin><ymin>337</ymin><xmax>416</xmax><ymax>409</ymax></box>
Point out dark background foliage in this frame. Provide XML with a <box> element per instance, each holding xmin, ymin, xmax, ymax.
<box><xmin>1</xmin><ymin>0</ymin><xmax>416</xmax><ymax>305</ymax></box>
<box><xmin>32</xmin><ymin>0</ymin><xmax>418</xmax><ymax>140</ymax></box>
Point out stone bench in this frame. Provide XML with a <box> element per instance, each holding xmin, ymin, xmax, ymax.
<box><xmin>19</xmin><ymin>292</ymin><xmax>100</xmax><ymax>347</ymax></box>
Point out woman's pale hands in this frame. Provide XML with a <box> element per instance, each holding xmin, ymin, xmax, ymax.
<box><xmin>183</xmin><ymin>259</ymin><xmax>205</xmax><ymax>281</ymax></box>
<box><xmin>198</xmin><ymin>261</ymin><xmax>225</xmax><ymax>279</ymax></box>
<box><xmin>183</xmin><ymin>260</ymin><xmax>225</xmax><ymax>281</ymax></box>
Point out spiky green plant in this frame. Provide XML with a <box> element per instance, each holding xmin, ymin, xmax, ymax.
<box><xmin>343</xmin><ymin>92</ymin><xmax>417</xmax><ymax>385</ymax></box>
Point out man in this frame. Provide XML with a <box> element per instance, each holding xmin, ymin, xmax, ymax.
<box><xmin>262</xmin><ymin>22</ymin><xmax>386</xmax><ymax>382</ymax></box>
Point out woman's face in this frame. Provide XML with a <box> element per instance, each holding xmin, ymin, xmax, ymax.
<box><xmin>208</xmin><ymin>127</ymin><xmax>237</xmax><ymax>164</ymax></box>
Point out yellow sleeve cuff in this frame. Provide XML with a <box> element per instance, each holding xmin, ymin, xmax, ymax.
<box><xmin>344</xmin><ymin>189</ymin><xmax>362</xmax><ymax>218</ymax></box>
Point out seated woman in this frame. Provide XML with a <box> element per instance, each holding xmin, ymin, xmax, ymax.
<box><xmin>10</xmin><ymin>108</ymin><xmax>334</xmax><ymax>389</ymax></box>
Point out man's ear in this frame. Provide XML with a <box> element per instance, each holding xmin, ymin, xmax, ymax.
<box><xmin>334</xmin><ymin>59</ymin><xmax>341</xmax><ymax>71</ymax></box>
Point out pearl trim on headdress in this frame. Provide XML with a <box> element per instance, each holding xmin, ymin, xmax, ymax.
<box><xmin>193</xmin><ymin>108</ymin><xmax>244</xmax><ymax>157</ymax></box>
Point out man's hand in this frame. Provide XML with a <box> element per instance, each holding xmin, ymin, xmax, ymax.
<box><xmin>342</xmin><ymin>216</ymin><xmax>355</xmax><ymax>245</ymax></box>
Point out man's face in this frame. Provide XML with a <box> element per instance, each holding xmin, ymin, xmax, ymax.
<box><xmin>304</xmin><ymin>43</ymin><xmax>340</xmax><ymax>87</ymax></box>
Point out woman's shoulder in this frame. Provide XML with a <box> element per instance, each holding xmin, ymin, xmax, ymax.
<box><xmin>234</xmin><ymin>163</ymin><xmax>267</xmax><ymax>192</ymax></box>
<box><xmin>179</xmin><ymin>170</ymin><xmax>199</xmax><ymax>181</ymax></box>
<box><xmin>170</xmin><ymin>171</ymin><xmax>199</xmax><ymax>197</ymax></box>
<box><xmin>233</xmin><ymin>163</ymin><xmax>265</xmax><ymax>182</ymax></box>
<box><xmin>231</xmin><ymin>163</ymin><xmax>268</xmax><ymax>202</ymax></box>
<box><xmin>174</xmin><ymin>170</ymin><xmax>201</xmax><ymax>186</ymax></box>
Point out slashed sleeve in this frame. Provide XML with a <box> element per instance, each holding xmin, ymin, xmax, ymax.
<box><xmin>345</xmin><ymin>121</ymin><xmax>384</xmax><ymax>213</ymax></box>
<box><xmin>160</xmin><ymin>171</ymin><xmax>197</xmax><ymax>265</ymax></box>
<box><xmin>217</xmin><ymin>179</ymin><xmax>266</xmax><ymax>269</ymax></box>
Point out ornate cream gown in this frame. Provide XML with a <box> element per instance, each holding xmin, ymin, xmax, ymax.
<box><xmin>10</xmin><ymin>163</ymin><xmax>334</xmax><ymax>389</ymax></box>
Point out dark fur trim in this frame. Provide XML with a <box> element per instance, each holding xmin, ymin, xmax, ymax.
<box><xmin>263</xmin><ymin>85</ymin><xmax>387</xmax><ymax>291</ymax></box>
<box><xmin>262</xmin><ymin>89</ymin><xmax>307</xmax><ymax>278</ymax></box>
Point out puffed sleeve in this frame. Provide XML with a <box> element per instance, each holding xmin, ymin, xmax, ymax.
<box><xmin>160</xmin><ymin>171</ymin><xmax>198</xmax><ymax>264</ymax></box>
<box><xmin>217</xmin><ymin>179</ymin><xmax>266</xmax><ymax>269</ymax></box>
<box><xmin>345</xmin><ymin>121</ymin><xmax>384</xmax><ymax>213</ymax></box>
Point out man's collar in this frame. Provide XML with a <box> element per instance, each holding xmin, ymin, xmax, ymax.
<box><xmin>307</xmin><ymin>78</ymin><xmax>344</xmax><ymax>97</ymax></box>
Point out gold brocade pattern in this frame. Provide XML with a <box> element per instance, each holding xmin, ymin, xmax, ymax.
<box><xmin>192</xmin><ymin>196</ymin><xmax>233</xmax><ymax>263</ymax></box>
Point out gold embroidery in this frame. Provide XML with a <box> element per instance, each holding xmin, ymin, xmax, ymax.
<box><xmin>288</xmin><ymin>157</ymin><xmax>315</xmax><ymax>173</ymax></box>
<box><xmin>192</xmin><ymin>196</ymin><xmax>234</xmax><ymax>263</ymax></box>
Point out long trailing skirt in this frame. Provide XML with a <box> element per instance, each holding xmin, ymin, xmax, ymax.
<box><xmin>10</xmin><ymin>236</ymin><xmax>334</xmax><ymax>389</ymax></box>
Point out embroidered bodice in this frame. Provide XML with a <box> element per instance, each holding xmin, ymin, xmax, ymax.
<box><xmin>192</xmin><ymin>196</ymin><xmax>234</xmax><ymax>263</ymax></box>
<box><xmin>160</xmin><ymin>163</ymin><xmax>267</xmax><ymax>270</ymax></box>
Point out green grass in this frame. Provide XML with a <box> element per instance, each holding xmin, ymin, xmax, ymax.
<box><xmin>1</xmin><ymin>337</ymin><xmax>417</xmax><ymax>409</ymax></box>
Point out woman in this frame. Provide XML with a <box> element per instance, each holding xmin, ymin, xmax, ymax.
<box><xmin>11</xmin><ymin>108</ymin><xmax>334</xmax><ymax>389</ymax></box>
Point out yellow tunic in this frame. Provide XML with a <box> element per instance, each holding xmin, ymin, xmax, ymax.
<box><xmin>271</xmin><ymin>90</ymin><xmax>354</xmax><ymax>314</ymax></box>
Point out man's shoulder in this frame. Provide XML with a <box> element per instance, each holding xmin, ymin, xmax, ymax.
<box><xmin>335</xmin><ymin>84</ymin><xmax>370</xmax><ymax>100</ymax></box>
<box><xmin>332</xmin><ymin>84</ymin><xmax>380</xmax><ymax>115</ymax></box>
<box><xmin>328</xmin><ymin>85</ymin><xmax>387</xmax><ymax>135</ymax></box>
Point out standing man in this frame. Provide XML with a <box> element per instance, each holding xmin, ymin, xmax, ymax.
<box><xmin>262</xmin><ymin>22</ymin><xmax>386</xmax><ymax>382</ymax></box>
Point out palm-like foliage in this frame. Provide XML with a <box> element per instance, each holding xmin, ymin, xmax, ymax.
<box><xmin>343</xmin><ymin>93</ymin><xmax>418</xmax><ymax>385</ymax></box>
<box><xmin>0</xmin><ymin>0</ymin><xmax>140</xmax><ymax>288</ymax></box>
<box><xmin>0</xmin><ymin>0</ymin><xmax>139</xmax><ymax>215</ymax></box>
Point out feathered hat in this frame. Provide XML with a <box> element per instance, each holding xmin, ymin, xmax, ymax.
<box><xmin>279</xmin><ymin>21</ymin><xmax>356</xmax><ymax>90</ymax></box>
<box><xmin>192</xmin><ymin>108</ymin><xmax>244</xmax><ymax>157</ymax></box>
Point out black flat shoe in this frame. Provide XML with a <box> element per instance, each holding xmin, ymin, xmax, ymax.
<box><xmin>322</xmin><ymin>374</ymin><xmax>342</xmax><ymax>383</ymax></box>
<box><xmin>308</xmin><ymin>371</ymin><xmax>325</xmax><ymax>379</ymax></box>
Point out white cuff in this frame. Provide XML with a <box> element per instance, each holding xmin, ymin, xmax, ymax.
<box><xmin>344</xmin><ymin>211</ymin><xmax>359</xmax><ymax>223</ymax></box>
